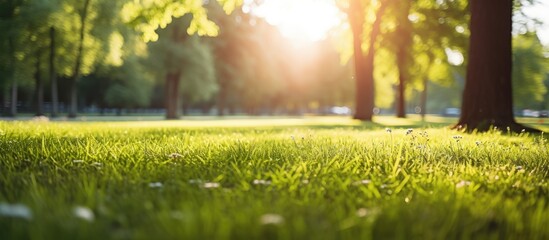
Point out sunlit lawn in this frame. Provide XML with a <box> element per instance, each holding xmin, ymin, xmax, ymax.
<box><xmin>0</xmin><ymin>116</ymin><xmax>548</xmax><ymax>239</ymax></box>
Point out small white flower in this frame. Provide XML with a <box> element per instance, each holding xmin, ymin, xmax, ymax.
<box><xmin>252</xmin><ymin>180</ymin><xmax>272</xmax><ymax>185</ymax></box>
<box><xmin>456</xmin><ymin>180</ymin><xmax>471</xmax><ymax>188</ymax></box>
<box><xmin>0</xmin><ymin>203</ymin><xmax>32</xmax><ymax>220</ymax></box>
<box><xmin>353</xmin><ymin>180</ymin><xmax>372</xmax><ymax>186</ymax></box>
<box><xmin>260</xmin><ymin>213</ymin><xmax>284</xmax><ymax>225</ymax></box>
<box><xmin>202</xmin><ymin>182</ymin><xmax>220</xmax><ymax>189</ymax></box>
<box><xmin>73</xmin><ymin>206</ymin><xmax>95</xmax><ymax>222</ymax></box>
<box><xmin>475</xmin><ymin>141</ymin><xmax>482</xmax><ymax>146</ymax></box>
<box><xmin>515</xmin><ymin>166</ymin><xmax>523</xmax><ymax>171</ymax></box>
<box><xmin>385</xmin><ymin>128</ymin><xmax>392</xmax><ymax>133</ymax></box>
<box><xmin>168</xmin><ymin>153</ymin><xmax>183</xmax><ymax>158</ymax></box>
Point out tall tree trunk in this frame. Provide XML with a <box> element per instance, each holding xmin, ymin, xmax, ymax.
<box><xmin>50</xmin><ymin>26</ymin><xmax>59</xmax><ymax>118</ymax></box>
<box><xmin>165</xmin><ymin>72</ymin><xmax>181</xmax><ymax>119</ymax></box>
<box><xmin>396</xmin><ymin>60</ymin><xmax>406</xmax><ymax>118</ymax></box>
<box><xmin>456</xmin><ymin>0</ymin><xmax>538</xmax><ymax>132</ymax></box>
<box><xmin>395</xmin><ymin>1</ymin><xmax>412</xmax><ymax>119</ymax></box>
<box><xmin>164</xmin><ymin>23</ymin><xmax>185</xmax><ymax>120</ymax></box>
<box><xmin>349</xmin><ymin>0</ymin><xmax>369</xmax><ymax>120</ymax></box>
<box><xmin>349</xmin><ymin>0</ymin><xmax>390</xmax><ymax>121</ymax></box>
<box><xmin>35</xmin><ymin>50</ymin><xmax>44</xmax><ymax>116</ymax></box>
<box><xmin>68</xmin><ymin>0</ymin><xmax>92</xmax><ymax>118</ymax></box>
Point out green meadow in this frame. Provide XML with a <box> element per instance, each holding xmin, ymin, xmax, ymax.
<box><xmin>1</xmin><ymin>117</ymin><xmax>548</xmax><ymax>239</ymax></box>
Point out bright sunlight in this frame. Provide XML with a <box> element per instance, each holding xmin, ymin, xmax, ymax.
<box><xmin>248</xmin><ymin>0</ymin><xmax>344</xmax><ymax>42</ymax></box>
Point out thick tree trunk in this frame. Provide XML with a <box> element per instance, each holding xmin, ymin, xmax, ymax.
<box><xmin>456</xmin><ymin>0</ymin><xmax>538</xmax><ymax>132</ymax></box>
<box><xmin>349</xmin><ymin>0</ymin><xmax>389</xmax><ymax>121</ymax></box>
<box><xmin>35</xmin><ymin>51</ymin><xmax>44</xmax><ymax>116</ymax></box>
<box><xmin>349</xmin><ymin>0</ymin><xmax>369</xmax><ymax>120</ymax></box>
<box><xmin>164</xmin><ymin>23</ymin><xmax>186</xmax><ymax>120</ymax></box>
<box><xmin>50</xmin><ymin>26</ymin><xmax>59</xmax><ymax>118</ymax></box>
<box><xmin>165</xmin><ymin>72</ymin><xmax>181</xmax><ymax>119</ymax></box>
<box><xmin>395</xmin><ymin>1</ymin><xmax>412</xmax><ymax>119</ymax></box>
<box><xmin>68</xmin><ymin>0</ymin><xmax>91</xmax><ymax>118</ymax></box>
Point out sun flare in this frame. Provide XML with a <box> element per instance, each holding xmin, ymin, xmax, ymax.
<box><xmin>249</xmin><ymin>0</ymin><xmax>344</xmax><ymax>42</ymax></box>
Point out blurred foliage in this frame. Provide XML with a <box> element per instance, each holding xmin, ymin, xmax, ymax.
<box><xmin>0</xmin><ymin>0</ymin><xmax>548</xmax><ymax>117</ymax></box>
<box><xmin>512</xmin><ymin>32</ymin><xmax>549</xmax><ymax>109</ymax></box>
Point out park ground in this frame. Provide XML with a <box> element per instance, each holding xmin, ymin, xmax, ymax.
<box><xmin>0</xmin><ymin>116</ymin><xmax>548</xmax><ymax>239</ymax></box>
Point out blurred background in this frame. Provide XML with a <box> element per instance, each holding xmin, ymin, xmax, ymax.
<box><xmin>0</xmin><ymin>0</ymin><xmax>548</xmax><ymax>119</ymax></box>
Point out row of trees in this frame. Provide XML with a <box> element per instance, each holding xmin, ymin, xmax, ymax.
<box><xmin>0</xmin><ymin>0</ymin><xmax>244</xmax><ymax>118</ymax></box>
<box><xmin>1</xmin><ymin>0</ymin><xmax>357</xmax><ymax>118</ymax></box>
<box><xmin>1</xmin><ymin>0</ymin><xmax>548</xmax><ymax>131</ymax></box>
<box><xmin>344</xmin><ymin>0</ymin><xmax>548</xmax><ymax>131</ymax></box>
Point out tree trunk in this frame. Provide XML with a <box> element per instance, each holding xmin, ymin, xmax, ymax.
<box><xmin>68</xmin><ymin>0</ymin><xmax>92</xmax><ymax>118</ymax></box>
<box><xmin>349</xmin><ymin>0</ymin><xmax>389</xmax><ymax>121</ymax></box>
<box><xmin>420</xmin><ymin>77</ymin><xmax>428</xmax><ymax>122</ymax></box>
<box><xmin>50</xmin><ymin>26</ymin><xmax>59</xmax><ymax>118</ymax></box>
<box><xmin>456</xmin><ymin>0</ymin><xmax>538</xmax><ymax>132</ymax></box>
<box><xmin>396</xmin><ymin>61</ymin><xmax>406</xmax><ymax>118</ymax></box>
<box><xmin>349</xmin><ymin>0</ymin><xmax>370</xmax><ymax>120</ymax></box>
<box><xmin>395</xmin><ymin>1</ymin><xmax>412</xmax><ymax>119</ymax></box>
<box><xmin>165</xmin><ymin>72</ymin><xmax>181</xmax><ymax>119</ymax></box>
<box><xmin>35</xmin><ymin>50</ymin><xmax>44</xmax><ymax>116</ymax></box>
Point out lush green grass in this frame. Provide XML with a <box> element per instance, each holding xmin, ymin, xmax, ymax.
<box><xmin>0</xmin><ymin>117</ymin><xmax>548</xmax><ymax>239</ymax></box>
